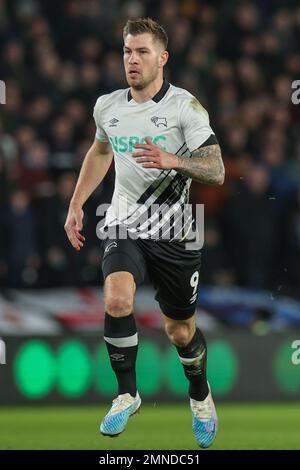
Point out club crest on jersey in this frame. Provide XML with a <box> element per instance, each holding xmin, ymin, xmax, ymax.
<box><xmin>151</xmin><ymin>116</ymin><xmax>167</xmax><ymax>128</ymax></box>
<box><xmin>109</xmin><ymin>118</ymin><xmax>119</xmax><ymax>127</ymax></box>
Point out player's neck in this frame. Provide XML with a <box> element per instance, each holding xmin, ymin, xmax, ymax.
<box><xmin>130</xmin><ymin>77</ymin><xmax>164</xmax><ymax>103</ymax></box>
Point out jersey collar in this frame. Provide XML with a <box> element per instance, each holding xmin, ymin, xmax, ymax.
<box><xmin>127</xmin><ymin>79</ymin><xmax>170</xmax><ymax>103</ymax></box>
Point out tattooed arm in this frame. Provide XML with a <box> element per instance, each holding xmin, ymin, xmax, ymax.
<box><xmin>132</xmin><ymin>138</ymin><xmax>225</xmax><ymax>185</ymax></box>
<box><xmin>176</xmin><ymin>144</ymin><xmax>225</xmax><ymax>185</ymax></box>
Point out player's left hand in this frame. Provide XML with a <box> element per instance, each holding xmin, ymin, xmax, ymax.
<box><xmin>132</xmin><ymin>137</ymin><xmax>179</xmax><ymax>170</ymax></box>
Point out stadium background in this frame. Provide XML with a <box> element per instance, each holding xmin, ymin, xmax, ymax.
<box><xmin>0</xmin><ymin>0</ymin><xmax>300</xmax><ymax>450</ymax></box>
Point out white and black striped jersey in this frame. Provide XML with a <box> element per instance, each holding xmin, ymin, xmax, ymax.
<box><xmin>93</xmin><ymin>80</ymin><xmax>215</xmax><ymax>241</ymax></box>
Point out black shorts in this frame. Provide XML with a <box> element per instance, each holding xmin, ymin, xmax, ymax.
<box><xmin>101</xmin><ymin>237</ymin><xmax>201</xmax><ymax>321</ymax></box>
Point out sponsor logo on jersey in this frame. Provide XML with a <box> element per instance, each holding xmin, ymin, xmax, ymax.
<box><xmin>151</xmin><ymin>116</ymin><xmax>167</xmax><ymax>127</ymax></box>
<box><xmin>108</xmin><ymin>135</ymin><xmax>167</xmax><ymax>153</ymax></box>
<box><xmin>109</xmin><ymin>118</ymin><xmax>119</xmax><ymax>127</ymax></box>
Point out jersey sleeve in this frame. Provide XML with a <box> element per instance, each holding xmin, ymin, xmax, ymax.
<box><xmin>179</xmin><ymin>95</ymin><xmax>215</xmax><ymax>152</ymax></box>
<box><xmin>93</xmin><ymin>97</ymin><xmax>109</xmax><ymax>142</ymax></box>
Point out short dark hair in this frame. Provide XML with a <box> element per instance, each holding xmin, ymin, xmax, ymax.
<box><xmin>123</xmin><ymin>17</ymin><xmax>168</xmax><ymax>50</ymax></box>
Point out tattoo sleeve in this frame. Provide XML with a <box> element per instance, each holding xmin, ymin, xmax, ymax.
<box><xmin>176</xmin><ymin>144</ymin><xmax>225</xmax><ymax>185</ymax></box>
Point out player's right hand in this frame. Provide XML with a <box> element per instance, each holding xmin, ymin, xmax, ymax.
<box><xmin>64</xmin><ymin>204</ymin><xmax>86</xmax><ymax>251</ymax></box>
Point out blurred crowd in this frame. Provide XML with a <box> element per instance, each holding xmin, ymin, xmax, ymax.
<box><xmin>0</xmin><ymin>0</ymin><xmax>300</xmax><ymax>297</ymax></box>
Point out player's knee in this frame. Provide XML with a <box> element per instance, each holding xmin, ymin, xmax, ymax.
<box><xmin>105</xmin><ymin>295</ymin><xmax>133</xmax><ymax>317</ymax></box>
<box><xmin>165</xmin><ymin>322</ymin><xmax>193</xmax><ymax>347</ymax></box>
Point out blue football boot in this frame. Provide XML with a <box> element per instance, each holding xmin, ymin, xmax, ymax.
<box><xmin>190</xmin><ymin>384</ymin><xmax>218</xmax><ymax>448</ymax></box>
<box><xmin>100</xmin><ymin>392</ymin><xmax>141</xmax><ymax>437</ymax></box>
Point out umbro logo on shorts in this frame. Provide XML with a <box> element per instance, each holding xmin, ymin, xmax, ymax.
<box><xmin>151</xmin><ymin>116</ymin><xmax>167</xmax><ymax>128</ymax></box>
<box><xmin>104</xmin><ymin>241</ymin><xmax>118</xmax><ymax>253</ymax></box>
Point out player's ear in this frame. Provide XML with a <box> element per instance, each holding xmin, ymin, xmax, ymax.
<box><xmin>159</xmin><ymin>50</ymin><xmax>169</xmax><ymax>68</ymax></box>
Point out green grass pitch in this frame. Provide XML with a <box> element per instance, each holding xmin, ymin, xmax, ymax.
<box><xmin>0</xmin><ymin>403</ymin><xmax>299</xmax><ymax>450</ymax></box>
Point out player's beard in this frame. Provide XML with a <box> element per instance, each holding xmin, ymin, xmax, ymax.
<box><xmin>128</xmin><ymin>68</ymin><xmax>159</xmax><ymax>91</ymax></box>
